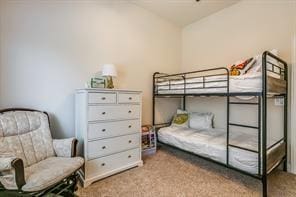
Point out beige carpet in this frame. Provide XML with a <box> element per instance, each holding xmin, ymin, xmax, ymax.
<box><xmin>77</xmin><ymin>145</ymin><xmax>296</xmax><ymax>197</ymax></box>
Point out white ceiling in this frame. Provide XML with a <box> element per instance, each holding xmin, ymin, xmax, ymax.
<box><xmin>129</xmin><ymin>0</ymin><xmax>240</xmax><ymax>27</ymax></box>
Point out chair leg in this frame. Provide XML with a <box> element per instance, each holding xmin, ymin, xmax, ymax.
<box><xmin>70</xmin><ymin>174</ymin><xmax>79</xmax><ymax>194</ymax></box>
<box><xmin>61</xmin><ymin>173</ymin><xmax>79</xmax><ymax>197</ymax></box>
<box><xmin>0</xmin><ymin>173</ymin><xmax>80</xmax><ymax>197</ymax></box>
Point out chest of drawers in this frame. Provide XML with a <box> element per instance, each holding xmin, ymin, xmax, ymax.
<box><xmin>75</xmin><ymin>89</ymin><xmax>143</xmax><ymax>187</ymax></box>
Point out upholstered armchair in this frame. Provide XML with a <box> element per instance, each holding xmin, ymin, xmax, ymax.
<box><xmin>0</xmin><ymin>108</ymin><xmax>84</xmax><ymax>196</ymax></box>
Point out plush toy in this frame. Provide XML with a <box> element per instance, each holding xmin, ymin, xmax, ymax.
<box><xmin>229</xmin><ymin>65</ymin><xmax>241</xmax><ymax>76</ymax></box>
<box><xmin>142</xmin><ymin>125</ymin><xmax>152</xmax><ymax>133</ymax></box>
<box><xmin>228</xmin><ymin>57</ymin><xmax>255</xmax><ymax>76</ymax></box>
<box><xmin>172</xmin><ymin>114</ymin><xmax>189</xmax><ymax>125</ymax></box>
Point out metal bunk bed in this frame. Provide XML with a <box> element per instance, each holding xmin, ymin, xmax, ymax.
<box><xmin>152</xmin><ymin>51</ymin><xmax>288</xmax><ymax>197</ymax></box>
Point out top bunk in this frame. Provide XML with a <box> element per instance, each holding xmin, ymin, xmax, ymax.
<box><xmin>153</xmin><ymin>51</ymin><xmax>287</xmax><ymax>97</ymax></box>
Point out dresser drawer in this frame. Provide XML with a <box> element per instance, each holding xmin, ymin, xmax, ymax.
<box><xmin>88</xmin><ymin>119</ymin><xmax>140</xmax><ymax>140</ymax></box>
<box><xmin>118</xmin><ymin>93</ymin><xmax>140</xmax><ymax>103</ymax></box>
<box><xmin>85</xmin><ymin>148</ymin><xmax>140</xmax><ymax>179</ymax></box>
<box><xmin>87</xmin><ymin>133</ymin><xmax>140</xmax><ymax>159</ymax></box>
<box><xmin>88</xmin><ymin>105</ymin><xmax>140</xmax><ymax>121</ymax></box>
<box><xmin>88</xmin><ymin>93</ymin><xmax>116</xmax><ymax>104</ymax></box>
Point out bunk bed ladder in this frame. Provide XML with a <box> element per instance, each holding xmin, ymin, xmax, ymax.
<box><xmin>227</xmin><ymin>98</ymin><xmax>261</xmax><ymax>176</ymax></box>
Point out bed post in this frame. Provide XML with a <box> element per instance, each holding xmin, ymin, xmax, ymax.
<box><xmin>153</xmin><ymin>72</ymin><xmax>159</xmax><ymax>126</ymax></box>
<box><xmin>182</xmin><ymin>75</ymin><xmax>186</xmax><ymax>110</ymax></box>
<box><xmin>226</xmin><ymin>68</ymin><xmax>230</xmax><ymax>166</ymax></box>
<box><xmin>284</xmin><ymin>61</ymin><xmax>288</xmax><ymax>171</ymax></box>
<box><xmin>183</xmin><ymin>96</ymin><xmax>186</xmax><ymax>110</ymax></box>
<box><xmin>262</xmin><ymin>51</ymin><xmax>268</xmax><ymax>197</ymax></box>
<box><xmin>258</xmin><ymin>96</ymin><xmax>262</xmax><ymax>176</ymax></box>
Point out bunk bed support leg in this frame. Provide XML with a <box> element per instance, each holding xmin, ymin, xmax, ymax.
<box><xmin>182</xmin><ymin>75</ymin><xmax>186</xmax><ymax>111</ymax></box>
<box><xmin>262</xmin><ymin>176</ymin><xmax>267</xmax><ymax>197</ymax></box>
<box><xmin>226</xmin><ymin>80</ymin><xmax>230</xmax><ymax>166</ymax></box>
<box><xmin>262</xmin><ymin>52</ymin><xmax>268</xmax><ymax>197</ymax></box>
<box><xmin>284</xmin><ymin>63</ymin><xmax>288</xmax><ymax>172</ymax></box>
<box><xmin>183</xmin><ymin>96</ymin><xmax>186</xmax><ymax>110</ymax></box>
<box><xmin>283</xmin><ymin>160</ymin><xmax>287</xmax><ymax>171</ymax></box>
<box><xmin>153</xmin><ymin>72</ymin><xmax>158</xmax><ymax>126</ymax></box>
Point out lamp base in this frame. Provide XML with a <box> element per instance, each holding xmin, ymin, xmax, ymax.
<box><xmin>105</xmin><ymin>76</ymin><xmax>114</xmax><ymax>89</ymax></box>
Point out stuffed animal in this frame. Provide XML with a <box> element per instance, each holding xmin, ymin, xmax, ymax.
<box><xmin>229</xmin><ymin>65</ymin><xmax>241</xmax><ymax>76</ymax></box>
<box><xmin>228</xmin><ymin>57</ymin><xmax>255</xmax><ymax>76</ymax></box>
<box><xmin>142</xmin><ymin>125</ymin><xmax>152</xmax><ymax>133</ymax></box>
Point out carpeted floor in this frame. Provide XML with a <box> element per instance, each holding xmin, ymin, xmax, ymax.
<box><xmin>77</xmin><ymin>145</ymin><xmax>296</xmax><ymax>197</ymax></box>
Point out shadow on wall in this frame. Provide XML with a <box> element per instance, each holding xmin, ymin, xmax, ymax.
<box><xmin>48</xmin><ymin>93</ymin><xmax>76</xmax><ymax>139</ymax></box>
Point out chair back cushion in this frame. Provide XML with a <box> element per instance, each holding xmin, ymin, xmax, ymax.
<box><xmin>0</xmin><ymin>110</ymin><xmax>55</xmax><ymax>167</ymax></box>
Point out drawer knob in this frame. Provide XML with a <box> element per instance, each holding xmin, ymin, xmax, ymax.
<box><xmin>101</xmin><ymin>163</ymin><xmax>105</xmax><ymax>166</ymax></box>
<box><xmin>102</xmin><ymin>129</ymin><xmax>106</xmax><ymax>132</ymax></box>
<box><xmin>102</xmin><ymin>146</ymin><xmax>106</xmax><ymax>149</ymax></box>
<box><xmin>128</xmin><ymin>125</ymin><xmax>132</xmax><ymax>128</ymax></box>
<box><xmin>129</xmin><ymin>97</ymin><xmax>132</xmax><ymax>100</ymax></box>
<box><xmin>102</xmin><ymin>112</ymin><xmax>106</xmax><ymax>115</ymax></box>
<box><xmin>128</xmin><ymin>155</ymin><xmax>132</xmax><ymax>158</ymax></box>
<box><xmin>128</xmin><ymin>110</ymin><xmax>132</xmax><ymax>113</ymax></box>
<box><xmin>128</xmin><ymin>140</ymin><xmax>132</xmax><ymax>143</ymax></box>
<box><xmin>101</xmin><ymin>97</ymin><xmax>106</xmax><ymax>100</ymax></box>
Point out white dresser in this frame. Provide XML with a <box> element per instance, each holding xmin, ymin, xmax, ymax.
<box><xmin>75</xmin><ymin>88</ymin><xmax>143</xmax><ymax>187</ymax></box>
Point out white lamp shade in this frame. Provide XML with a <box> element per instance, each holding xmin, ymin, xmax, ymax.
<box><xmin>101</xmin><ymin>64</ymin><xmax>117</xmax><ymax>77</ymax></box>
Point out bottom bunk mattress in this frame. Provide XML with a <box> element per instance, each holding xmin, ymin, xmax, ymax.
<box><xmin>158</xmin><ymin>126</ymin><xmax>285</xmax><ymax>175</ymax></box>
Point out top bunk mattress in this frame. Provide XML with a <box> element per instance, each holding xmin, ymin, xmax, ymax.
<box><xmin>155</xmin><ymin>73</ymin><xmax>286</xmax><ymax>95</ymax></box>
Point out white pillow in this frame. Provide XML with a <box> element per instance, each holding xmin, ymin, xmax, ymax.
<box><xmin>247</xmin><ymin>49</ymin><xmax>279</xmax><ymax>75</ymax></box>
<box><xmin>246</xmin><ymin>54</ymin><xmax>261</xmax><ymax>75</ymax></box>
<box><xmin>189</xmin><ymin>112</ymin><xmax>214</xmax><ymax>130</ymax></box>
<box><xmin>177</xmin><ymin>109</ymin><xmax>187</xmax><ymax>114</ymax></box>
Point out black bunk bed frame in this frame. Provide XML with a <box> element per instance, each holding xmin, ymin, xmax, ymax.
<box><xmin>152</xmin><ymin>51</ymin><xmax>288</xmax><ymax>197</ymax></box>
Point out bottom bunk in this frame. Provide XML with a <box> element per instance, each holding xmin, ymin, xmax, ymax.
<box><xmin>158</xmin><ymin>126</ymin><xmax>285</xmax><ymax>175</ymax></box>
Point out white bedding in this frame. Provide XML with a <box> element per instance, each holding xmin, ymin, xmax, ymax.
<box><xmin>155</xmin><ymin>72</ymin><xmax>281</xmax><ymax>94</ymax></box>
<box><xmin>158</xmin><ymin>126</ymin><xmax>283</xmax><ymax>174</ymax></box>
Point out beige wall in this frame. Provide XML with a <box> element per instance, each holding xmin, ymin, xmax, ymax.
<box><xmin>0</xmin><ymin>1</ymin><xmax>181</xmax><ymax>138</ymax></box>
<box><xmin>182</xmin><ymin>0</ymin><xmax>296</xmax><ymax>71</ymax></box>
<box><xmin>0</xmin><ymin>0</ymin><xmax>4</xmax><ymax>102</ymax></box>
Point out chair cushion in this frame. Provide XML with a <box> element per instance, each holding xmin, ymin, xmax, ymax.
<box><xmin>0</xmin><ymin>111</ymin><xmax>55</xmax><ymax>167</ymax></box>
<box><xmin>22</xmin><ymin>157</ymin><xmax>84</xmax><ymax>192</ymax></box>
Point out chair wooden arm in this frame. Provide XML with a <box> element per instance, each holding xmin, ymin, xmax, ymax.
<box><xmin>11</xmin><ymin>158</ymin><xmax>25</xmax><ymax>190</ymax></box>
<box><xmin>71</xmin><ymin>138</ymin><xmax>78</xmax><ymax>157</ymax></box>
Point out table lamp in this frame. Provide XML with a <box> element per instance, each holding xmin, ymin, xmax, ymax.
<box><xmin>102</xmin><ymin>64</ymin><xmax>117</xmax><ymax>89</ymax></box>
